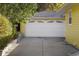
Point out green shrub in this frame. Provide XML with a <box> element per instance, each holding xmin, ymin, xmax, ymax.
<box><xmin>0</xmin><ymin>4</ymin><xmax>38</xmax><ymax>50</ymax></box>
<box><xmin>0</xmin><ymin>15</ymin><xmax>13</xmax><ymax>50</ymax></box>
<box><xmin>0</xmin><ymin>15</ymin><xmax>12</xmax><ymax>38</ymax></box>
<box><xmin>0</xmin><ymin>35</ymin><xmax>12</xmax><ymax>50</ymax></box>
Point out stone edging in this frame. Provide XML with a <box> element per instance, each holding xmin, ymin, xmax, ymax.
<box><xmin>1</xmin><ymin>39</ymin><xmax>19</xmax><ymax>56</ymax></box>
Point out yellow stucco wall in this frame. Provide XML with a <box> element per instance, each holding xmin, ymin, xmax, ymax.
<box><xmin>65</xmin><ymin>5</ymin><xmax>79</xmax><ymax>48</ymax></box>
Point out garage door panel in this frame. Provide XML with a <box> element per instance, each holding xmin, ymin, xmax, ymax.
<box><xmin>24</xmin><ymin>21</ymin><xmax>65</xmax><ymax>37</ymax></box>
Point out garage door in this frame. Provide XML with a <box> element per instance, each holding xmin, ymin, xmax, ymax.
<box><xmin>24</xmin><ymin>20</ymin><xmax>65</xmax><ymax>37</ymax></box>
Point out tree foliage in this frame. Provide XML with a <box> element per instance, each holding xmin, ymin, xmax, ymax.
<box><xmin>37</xmin><ymin>3</ymin><xmax>64</xmax><ymax>12</ymax></box>
<box><xmin>0</xmin><ymin>4</ymin><xmax>37</xmax><ymax>50</ymax></box>
<box><xmin>0</xmin><ymin>3</ymin><xmax>37</xmax><ymax>24</ymax></box>
<box><xmin>0</xmin><ymin>3</ymin><xmax>37</xmax><ymax>37</ymax></box>
<box><xmin>37</xmin><ymin>4</ymin><xmax>48</xmax><ymax>12</ymax></box>
<box><xmin>47</xmin><ymin>3</ymin><xmax>64</xmax><ymax>11</ymax></box>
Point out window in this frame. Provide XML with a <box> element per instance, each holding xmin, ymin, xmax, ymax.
<box><xmin>29</xmin><ymin>20</ymin><xmax>35</xmax><ymax>23</ymax></box>
<box><xmin>47</xmin><ymin>21</ymin><xmax>54</xmax><ymax>23</ymax></box>
<box><xmin>56</xmin><ymin>21</ymin><xmax>63</xmax><ymax>23</ymax></box>
<box><xmin>37</xmin><ymin>21</ymin><xmax>44</xmax><ymax>23</ymax></box>
<box><xmin>69</xmin><ymin>17</ymin><xmax>72</xmax><ymax>24</ymax></box>
<box><xmin>69</xmin><ymin>9</ymin><xmax>72</xmax><ymax>24</ymax></box>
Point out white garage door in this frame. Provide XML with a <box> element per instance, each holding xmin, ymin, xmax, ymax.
<box><xmin>24</xmin><ymin>20</ymin><xmax>65</xmax><ymax>37</ymax></box>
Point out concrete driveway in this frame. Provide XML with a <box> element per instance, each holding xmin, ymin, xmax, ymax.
<box><xmin>9</xmin><ymin>37</ymin><xmax>78</xmax><ymax>56</ymax></box>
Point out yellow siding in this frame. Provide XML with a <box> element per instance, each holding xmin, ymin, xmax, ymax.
<box><xmin>20</xmin><ymin>22</ymin><xmax>27</xmax><ymax>33</ymax></box>
<box><xmin>65</xmin><ymin>5</ymin><xmax>79</xmax><ymax>48</ymax></box>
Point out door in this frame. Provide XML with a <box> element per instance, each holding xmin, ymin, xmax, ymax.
<box><xmin>24</xmin><ymin>20</ymin><xmax>65</xmax><ymax>37</ymax></box>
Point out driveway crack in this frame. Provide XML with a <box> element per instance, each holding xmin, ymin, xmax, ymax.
<box><xmin>42</xmin><ymin>39</ymin><xmax>44</xmax><ymax>56</ymax></box>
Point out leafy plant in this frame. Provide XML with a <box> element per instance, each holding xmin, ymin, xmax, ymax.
<box><xmin>47</xmin><ymin>3</ymin><xmax>64</xmax><ymax>11</ymax></box>
<box><xmin>0</xmin><ymin>4</ymin><xmax>37</xmax><ymax>50</ymax></box>
<box><xmin>0</xmin><ymin>15</ymin><xmax>12</xmax><ymax>38</ymax></box>
<box><xmin>0</xmin><ymin>15</ymin><xmax>12</xmax><ymax>50</ymax></box>
<box><xmin>37</xmin><ymin>3</ymin><xmax>64</xmax><ymax>12</ymax></box>
<box><xmin>0</xmin><ymin>3</ymin><xmax>37</xmax><ymax>37</ymax></box>
<box><xmin>0</xmin><ymin>3</ymin><xmax>37</xmax><ymax>24</ymax></box>
<box><xmin>0</xmin><ymin>35</ymin><xmax>13</xmax><ymax>50</ymax></box>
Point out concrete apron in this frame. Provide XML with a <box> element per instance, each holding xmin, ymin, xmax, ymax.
<box><xmin>8</xmin><ymin>37</ymin><xmax>79</xmax><ymax>56</ymax></box>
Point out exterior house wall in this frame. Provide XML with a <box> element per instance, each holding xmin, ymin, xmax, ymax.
<box><xmin>20</xmin><ymin>22</ymin><xmax>26</xmax><ymax>34</ymax></box>
<box><xmin>65</xmin><ymin>5</ymin><xmax>79</xmax><ymax>48</ymax></box>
